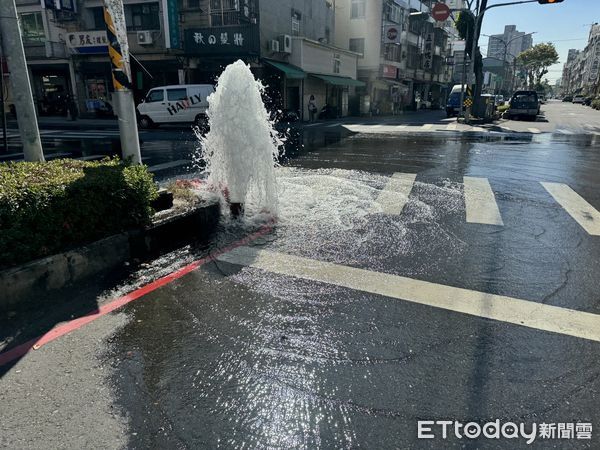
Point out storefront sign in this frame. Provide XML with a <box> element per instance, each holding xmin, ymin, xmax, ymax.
<box><xmin>66</xmin><ymin>31</ymin><xmax>108</xmax><ymax>54</ymax></box>
<box><xmin>423</xmin><ymin>32</ymin><xmax>434</xmax><ymax>70</ymax></box>
<box><xmin>184</xmin><ymin>25</ymin><xmax>259</xmax><ymax>56</ymax></box>
<box><xmin>383</xmin><ymin>65</ymin><xmax>397</xmax><ymax>79</ymax></box>
<box><xmin>384</xmin><ymin>25</ymin><xmax>401</xmax><ymax>44</ymax></box>
<box><xmin>163</xmin><ymin>0</ymin><xmax>179</xmax><ymax>48</ymax></box>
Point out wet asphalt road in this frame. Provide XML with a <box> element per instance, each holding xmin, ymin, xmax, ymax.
<box><xmin>1</xmin><ymin>102</ymin><xmax>600</xmax><ymax>449</ymax></box>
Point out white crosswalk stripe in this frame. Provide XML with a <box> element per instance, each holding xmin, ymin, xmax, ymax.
<box><xmin>463</xmin><ymin>176</ymin><xmax>503</xmax><ymax>226</ymax></box>
<box><xmin>541</xmin><ymin>182</ymin><xmax>600</xmax><ymax>236</ymax></box>
<box><xmin>556</xmin><ymin>129</ymin><xmax>574</xmax><ymax>135</ymax></box>
<box><xmin>446</xmin><ymin>123</ymin><xmax>458</xmax><ymax>131</ymax></box>
<box><xmin>218</xmin><ymin>247</ymin><xmax>600</xmax><ymax>343</ymax></box>
<box><xmin>422</xmin><ymin>124</ymin><xmax>433</xmax><ymax>130</ymax></box>
<box><xmin>528</xmin><ymin>128</ymin><xmax>541</xmax><ymax>134</ymax></box>
<box><xmin>147</xmin><ymin>159</ymin><xmax>191</xmax><ymax>172</ymax></box>
<box><xmin>370</xmin><ymin>172</ymin><xmax>416</xmax><ymax>215</ymax></box>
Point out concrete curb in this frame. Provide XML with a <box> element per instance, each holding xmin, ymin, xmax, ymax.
<box><xmin>0</xmin><ymin>202</ymin><xmax>220</xmax><ymax>310</ymax></box>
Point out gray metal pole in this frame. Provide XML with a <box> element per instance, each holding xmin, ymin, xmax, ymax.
<box><xmin>0</xmin><ymin>41</ymin><xmax>7</xmax><ymax>153</ymax></box>
<box><xmin>104</xmin><ymin>0</ymin><xmax>142</xmax><ymax>165</ymax></box>
<box><xmin>0</xmin><ymin>0</ymin><xmax>44</xmax><ymax>161</ymax></box>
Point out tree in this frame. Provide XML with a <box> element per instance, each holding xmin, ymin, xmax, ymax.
<box><xmin>516</xmin><ymin>43</ymin><xmax>559</xmax><ymax>90</ymax></box>
<box><xmin>454</xmin><ymin>0</ymin><xmax>489</xmax><ymax>117</ymax></box>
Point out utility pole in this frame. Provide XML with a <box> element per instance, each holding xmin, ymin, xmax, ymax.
<box><xmin>0</xmin><ymin>38</ymin><xmax>7</xmax><ymax>153</ymax></box>
<box><xmin>104</xmin><ymin>0</ymin><xmax>142</xmax><ymax>164</ymax></box>
<box><xmin>0</xmin><ymin>0</ymin><xmax>44</xmax><ymax>161</ymax></box>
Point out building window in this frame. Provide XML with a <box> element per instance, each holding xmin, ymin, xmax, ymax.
<box><xmin>19</xmin><ymin>12</ymin><xmax>45</xmax><ymax>42</ymax></box>
<box><xmin>291</xmin><ymin>11</ymin><xmax>301</xmax><ymax>36</ymax></box>
<box><xmin>386</xmin><ymin>3</ymin><xmax>403</xmax><ymax>25</ymax></box>
<box><xmin>188</xmin><ymin>0</ymin><xmax>200</xmax><ymax>8</ymax></box>
<box><xmin>128</xmin><ymin>3</ymin><xmax>160</xmax><ymax>31</ymax></box>
<box><xmin>407</xmin><ymin>44</ymin><xmax>419</xmax><ymax>69</ymax></box>
<box><xmin>349</xmin><ymin>38</ymin><xmax>365</xmax><ymax>56</ymax></box>
<box><xmin>210</xmin><ymin>0</ymin><xmax>248</xmax><ymax>26</ymax></box>
<box><xmin>384</xmin><ymin>43</ymin><xmax>401</xmax><ymax>62</ymax></box>
<box><xmin>351</xmin><ymin>0</ymin><xmax>366</xmax><ymax>19</ymax></box>
<box><xmin>333</xmin><ymin>54</ymin><xmax>341</xmax><ymax>74</ymax></box>
<box><xmin>91</xmin><ymin>7</ymin><xmax>105</xmax><ymax>30</ymax></box>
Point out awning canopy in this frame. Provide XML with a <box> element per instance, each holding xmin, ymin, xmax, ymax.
<box><xmin>263</xmin><ymin>59</ymin><xmax>306</xmax><ymax>79</ymax></box>
<box><xmin>310</xmin><ymin>73</ymin><xmax>366</xmax><ymax>87</ymax></box>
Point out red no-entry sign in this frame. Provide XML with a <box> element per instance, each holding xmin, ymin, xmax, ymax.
<box><xmin>431</xmin><ymin>2</ymin><xmax>451</xmax><ymax>22</ymax></box>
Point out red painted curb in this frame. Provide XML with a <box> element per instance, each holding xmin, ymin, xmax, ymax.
<box><xmin>0</xmin><ymin>225</ymin><xmax>273</xmax><ymax>367</ymax></box>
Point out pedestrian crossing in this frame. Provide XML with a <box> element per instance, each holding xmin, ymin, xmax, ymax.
<box><xmin>341</xmin><ymin>123</ymin><xmax>600</xmax><ymax>136</ymax></box>
<box><xmin>463</xmin><ymin>176</ymin><xmax>504</xmax><ymax>226</ymax></box>
<box><xmin>370</xmin><ymin>172</ymin><xmax>600</xmax><ymax>236</ymax></box>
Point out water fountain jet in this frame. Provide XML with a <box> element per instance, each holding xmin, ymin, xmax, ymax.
<box><xmin>196</xmin><ymin>60</ymin><xmax>282</xmax><ymax>219</ymax></box>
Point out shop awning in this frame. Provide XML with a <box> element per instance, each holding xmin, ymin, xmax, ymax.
<box><xmin>310</xmin><ymin>73</ymin><xmax>366</xmax><ymax>87</ymax></box>
<box><xmin>263</xmin><ymin>59</ymin><xmax>306</xmax><ymax>79</ymax></box>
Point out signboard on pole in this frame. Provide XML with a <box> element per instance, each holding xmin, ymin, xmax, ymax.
<box><xmin>66</xmin><ymin>31</ymin><xmax>109</xmax><ymax>53</ymax></box>
<box><xmin>162</xmin><ymin>0</ymin><xmax>180</xmax><ymax>48</ymax></box>
<box><xmin>384</xmin><ymin>25</ymin><xmax>401</xmax><ymax>44</ymax></box>
<box><xmin>431</xmin><ymin>3</ymin><xmax>451</xmax><ymax>22</ymax></box>
<box><xmin>423</xmin><ymin>32</ymin><xmax>433</xmax><ymax>70</ymax></box>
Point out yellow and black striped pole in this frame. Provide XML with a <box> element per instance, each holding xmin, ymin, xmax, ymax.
<box><xmin>103</xmin><ymin>1</ymin><xmax>141</xmax><ymax>164</ymax></box>
<box><xmin>104</xmin><ymin>6</ymin><xmax>131</xmax><ymax>91</ymax></box>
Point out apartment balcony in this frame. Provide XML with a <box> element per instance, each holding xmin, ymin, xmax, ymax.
<box><xmin>24</xmin><ymin>42</ymin><xmax>47</xmax><ymax>59</ymax></box>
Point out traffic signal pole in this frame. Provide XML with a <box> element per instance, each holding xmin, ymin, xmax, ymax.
<box><xmin>104</xmin><ymin>0</ymin><xmax>142</xmax><ymax>164</ymax></box>
<box><xmin>468</xmin><ymin>0</ymin><xmax>558</xmax><ymax>118</ymax></box>
<box><xmin>0</xmin><ymin>0</ymin><xmax>44</xmax><ymax>161</ymax></box>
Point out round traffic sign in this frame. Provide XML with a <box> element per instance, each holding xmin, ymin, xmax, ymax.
<box><xmin>387</xmin><ymin>27</ymin><xmax>398</xmax><ymax>41</ymax></box>
<box><xmin>431</xmin><ymin>2</ymin><xmax>451</xmax><ymax>22</ymax></box>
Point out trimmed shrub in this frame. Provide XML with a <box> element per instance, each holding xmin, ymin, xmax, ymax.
<box><xmin>0</xmin><ymin>158</ymin><xmax>158</xmax><ymax>268</ymax></box>
<box><xmin>592</xmin><ymin>98</ymin><xmax>600</xmax><ymax>110</ymax></box>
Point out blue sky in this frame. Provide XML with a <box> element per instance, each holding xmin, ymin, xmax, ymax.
<box><xmin>479</xmin><ymin>0</ymin><xmax>599</xmax><ymax>82</ymax></box>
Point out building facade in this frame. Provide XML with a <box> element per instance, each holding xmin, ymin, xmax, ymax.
<box><xmin>6</xmin><ymin>0</ymin><xmax>361</xmax><ymax>120</ymax></box>
<box><xmin>487</xmin><ymin>25</ymin><xmax>533</xmax><ymax>64</ymax></box>
<box><xmin>334</xmin><ymin>0</ymin><xmax>454</xmax><ymax>115</ymax></box>
<box><xmin>562</xmin><ymin>24</ymin><xmax>600</xmax><ymax>97</ymax></box>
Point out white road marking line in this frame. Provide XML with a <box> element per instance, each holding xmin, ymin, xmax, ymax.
<box><xmin>325</xmin><ymin>123</ymin><xmax>341</xmax><ymax>128</ymax></box>
<box><xmin>44</xmin><ymin>152</ymin><xmax>73</xmax><ymax>159</ymax></box>
<box><xmin>541</xmin><ymin>182</ymin><xmax>600</xmax><ymax>236</ymax></box>
<box><xmin>422</xmin><ymin>124</ymin><xmax>433</xmax><ymax>130</ymax></box>
<box><xmin>446</xmin><ymin>123</ymin><xmax>458</xmax><ymax>131</ymax></box>
<box><xmin>463</xmin><ymin>176</ymin><xmax>503</xmax><ymax>226</ymax></box>
<box><xmin>77</xmin><ymin>155</ymin><xmax>108</xmax><ymax>161</ymax></box>
<box><xmin>218</xmin><ymin>247</ymin><xmax>600</xmax><ymax>343</ymax></box>
<box><xmin>147</xmin><ymin>159</ymin><xmax>191</xmax><ymax>172</ymax></box>
<box><xmin>304</xmin><ymin>123</ymin><xmax>320</xmax><ymax>127</ymax></box>
<box><xmin>556</xmin><ymin>129</ymin><xmax>574</xmax><ymax>135</ymax></box>
<box><xmin>528</xmin><ymin>128</ymin><xmax>541</xmax><ymax>134</ymax></box>
<box><xmin>370</xmin><ymin>172</ymin><xmax>416</xmax><ymax>215</ymax></box>
<box><xmin>471</xmin><ymin>126</ymin><xmax>487</xmax><ymax>133</ymax></box>
<box><xmin>395</xmin><ymin>125</ymin><xmax>407</xmax><ymax>130</ymax></box>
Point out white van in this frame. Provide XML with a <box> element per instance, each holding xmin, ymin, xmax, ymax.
<box><xmin>136</xmin><ymin>84</ymin><xmax>215</xmax><ymax>128</ymax></box>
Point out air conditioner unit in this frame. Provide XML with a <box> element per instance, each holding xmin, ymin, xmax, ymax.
<box><xmin>269</xmin><ymin>40</ymin><xmax>280</xmax><ymax>52</ymax></box>
<box><xmin>137</xmin><ymin>31</ymin><xmax>152</xmax><ymax>45</ymax></box>
<box><xmin>278</xmin><ymin>34</ymin><xmax>292</xmax><ymax>54</ymax></box>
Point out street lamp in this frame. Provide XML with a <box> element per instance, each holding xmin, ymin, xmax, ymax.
<box><xmin>482</xmin><ymin>31</ymin><xmax>537</xmax><ymax>94</ymax></box>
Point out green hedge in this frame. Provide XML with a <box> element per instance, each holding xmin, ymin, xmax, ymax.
<box><xmin>0</xmin><ymin>158</ymin><xmax>158</xmax><ymax>268</ymax></box>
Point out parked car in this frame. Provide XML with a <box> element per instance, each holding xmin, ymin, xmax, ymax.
<box><xmin>136</xmin><ymin>84</ymin><xmax>215</xmax><ymax>129</ymax></box>
<box><xmin>572</xmin><ymin>95</ymin><xmax>586</xmax><ymax>104</ymax></box>
<box><xmin>446</xmin><ymin>84</ymin><xmax>466</xmax><ymax>117</ymax></box>
<box><xmin>584</xmin><ymin>97</ymin><xmax>594</xmax><ymax>106</ymax></box>
<box><xmin>562</xmin><ymin>95</ymin><xmax>573</xmax><ymax>102</ymax></box>
<box><xmin>506</xmin><ymin>91</ymin><xmax>539</xmax><ymax>120</ymax></box>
